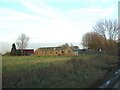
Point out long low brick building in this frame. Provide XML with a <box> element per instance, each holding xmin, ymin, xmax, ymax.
<box><xmin>34</xmin><ymin>46</ymin><xmax>79</xmax><ymax>56</ymax></box>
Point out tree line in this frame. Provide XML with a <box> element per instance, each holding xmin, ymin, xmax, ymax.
<box><xmin>82</xmin><ymin>19</ymin><xmax>119</xmax><ymax>55</ymax></box>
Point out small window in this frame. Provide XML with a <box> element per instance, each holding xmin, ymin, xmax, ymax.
<box><xmin>61</xmin><ymin>51</ymin><xmax>64</xmax><ymax>54</ymax></box>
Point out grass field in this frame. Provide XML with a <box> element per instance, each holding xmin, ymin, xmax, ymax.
<box><xmin>2</xmin><ymin>55</ymin><xmax>118</xmax><ymax>88</ymax></box>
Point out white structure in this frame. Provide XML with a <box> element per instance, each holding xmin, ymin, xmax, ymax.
<box><xmin>118</xmin><ymin>1</ymin><xmax>120</xmax><ymax>42</ymax></box>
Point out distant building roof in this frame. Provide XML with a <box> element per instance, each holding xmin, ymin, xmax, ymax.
<box><xmin>37</xmin><ymin>46</ymin><xmax>69</xmax><ymax>51</ymax></box>
<box><xmin>73</xmin><ymin>48</ymin><xmax>80</xmax><ymax>51</ymax></box>
<box><xmin>39</xmin><ymin>47</ymin><xmax>62</xmax><ymax>49</ymax></box>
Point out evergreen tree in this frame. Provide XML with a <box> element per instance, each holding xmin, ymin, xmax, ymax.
<box><xmin>16</xmin><ymin>50</ymin><xmax>22</xmax><ymax>56</ymax></box>
<box><xmin>11</xmin><ymin>43</ymin><xmax>17</xmax><ymax>56</ymax></box>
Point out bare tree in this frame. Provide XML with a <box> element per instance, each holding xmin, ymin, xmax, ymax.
<box><xmin>16</xmin><ymin>33</ymin><xmax>29</xmax><ymax>55</ymax></box>
<box><xmin>93</xmin><ymin>19</ymin><xmax>119</xmax><ymax>41</ymax></box>
<box><xmin>93</xmin><ymin>19</ymin><xmax>119</xmax><ymax>54</ymax></box>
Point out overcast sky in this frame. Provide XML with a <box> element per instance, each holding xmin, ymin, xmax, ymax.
<box><xmin>0</xmin><ymin>0</ymin><xmax>119</xmax><ymax>53</ymax></box>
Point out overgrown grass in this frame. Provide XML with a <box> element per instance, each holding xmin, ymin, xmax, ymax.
<box><xmin>2</xmin><ymin>55</ymin><xmax>72</xmax><ymax>73</ymax></box>
<box><xmin>2</xmin><ymin>55</ymin><xmax>118</xmax><ymax>88</ymax></box>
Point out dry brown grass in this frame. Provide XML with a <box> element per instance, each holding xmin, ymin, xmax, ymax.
<box><xmin>2</xmin><ymin>55</ymin><xmax>118</xmax><ymax>88</ymax></box>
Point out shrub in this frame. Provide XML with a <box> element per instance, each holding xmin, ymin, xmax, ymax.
<box><xmin>3</xmin><ymin>52</ymin><xmax>11</xmax><ymax>56</ymax></box>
